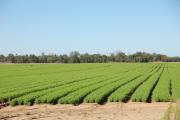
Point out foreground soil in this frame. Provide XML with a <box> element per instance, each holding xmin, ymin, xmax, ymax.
<box><xmin>0</xmin><ymin>102</ymin><xmax>169</xmax><ymax>120</ymax></box>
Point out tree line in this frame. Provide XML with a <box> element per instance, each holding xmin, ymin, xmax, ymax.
<box><xmin>0</xmin><ymin>51</ymin><xmax>180</xmax><ymax>63</ymax></box>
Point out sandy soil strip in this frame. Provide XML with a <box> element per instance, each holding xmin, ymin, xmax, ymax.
<box><xmin>0</xmin><ymin>102</ymin><xmax>169</xmax><ymax>120</ymax></box>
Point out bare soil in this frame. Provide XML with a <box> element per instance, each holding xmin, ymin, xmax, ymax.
<box><xmin>0</xmin><ymin>102</ymin><xmax>169</xmax><ymax>120</ymax></box>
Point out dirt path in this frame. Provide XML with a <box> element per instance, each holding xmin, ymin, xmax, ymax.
<box><xmin>0</xmin><ymin>102</ymin><xmax>169</xmax><ymax>120</ymax></box>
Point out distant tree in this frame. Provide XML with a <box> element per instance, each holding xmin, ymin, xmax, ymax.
<box><xmin>69</xmin><ymin>51</ymin><xmax>80</xmax><ymax>63</ymax></box>
<box><xmin>57</xmin><ymin>55</ymin><xmax>68</xmax><ymax>63</ymax></box>
<box><xmin>15</xmin><ymin>55</ymin><xmax>24</xmax><ymax>63</ymax></box>
<box><xmin>128</xmin><ymin>52</ymin><xmax>153</xmax><ymax>62</ymax></box>
<box><xmin>47</xmin><ymin>55</ymin><xmax>58</xmax><ymax>63</ymax></box>
<box><xmin>80</xmin><ymin>53</ymin><xmax>93</xmax><ymax>63</ymax></box>
<box><xmin>38</xmin><ymin>53</ymin><xmax>47</xmax><ymax>63</ymax></box>
<box><xmin>108</xmin><ymin>53</ymin><xmax>116</xmax><ymax>62</ymax></box>
<box><xmin>0</xmin><ymin>51</ymin><xmax>179</xmax><ymax>63</ymax></box>
<box><xmin>24</xmin><ymin>55</ymin><xmax>29</xmax><ymax>63</ymax></box>
<box><xmin>92</xmin><ymin>54</ymin><xmax>102</xmax><ymax>63</ymax></box>
<box><xmin>115</xmin><ymin>51</ymin><xmax>127</xmax><ymax>62</ymax></box>
<box><xmin>102</xmin><ymin>55</ymin><xmax>108</xmax><ymax>63</ymax></box>
<box><xmin>61</xmin><ymin>54</ymin><xmax>69</xmax><ymax>63</ymax></box>
<box><xmin>28</xmin><ymin>54</ymin><xmax>38</xmax><ymax>63</ymax></box>
<box><xmin>152</xmin><ymin>53</ymin><xmax>166</xmax><ymax>62</ymax></box>
<box><xmin>0</xmin><ymin>55</ymin><xmax>5</xmax><ymax>62</ymax></box>
<box><xmin>7</xmin><ymin>54</ymin><xmax>15</xmax><ymax>63</ymax></box>
<box><xmin>169</xmin><ymin>56</ymin><xmax>180</xmax><ymax>62</ymax></box>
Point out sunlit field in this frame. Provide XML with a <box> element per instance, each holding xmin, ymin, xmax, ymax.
<box><xmin>0</xmin><ymin>63</ymin><xmax>179</xmax><ymax>106</ymax></box>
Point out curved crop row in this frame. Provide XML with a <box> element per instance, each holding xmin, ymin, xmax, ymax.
<box><xmin>1</xmin><ymin>63</ymin><xmax>139</xmax><ymax>104</ymax></box>
<box><xmin>0</xmin><ymin>65</ymin><xmax>113</xmax><ymax>94</ymax></box>
<box><xmin>59</xmin><ymin>75</ymin><xmax>134</xmax><ymax>104</ymax></box>
<box><xmin>0</xmin><ymin>63</ymin><xmax>136</xmax><ymax>94</ymax></box>
<box><xmin>107</xmin><ymin>65</ymin><xmax>161</xmax><ymax>102</ymax></box>
<box><xmin>0</xmin><ymin>75</ymin><xmax>99</xmax><ymax>103</ymax></box>
<box><xmin>32</xmin><ymin>65</ymin><xmax>144</xmax><ymax>105</ymax></box>
<box><xmin>10</xmin><ymin>72</ymin><xmax>120</xmax><ymax>106</ymax></box>
<box><xmin>152</xmin><ymin>66</ymin><xmax>171</xmax><ymax>102</ymax></box>
<box><xmin>1</xmin><ymin>63</ymin><xmax>168</xmax><ymax>106</ymax></box>
<box><xmin>59</xmin><ymin>75</ymin><xmax>138</xmax><ymax>104</ymax></box>
<box><xmin>83</xmin><ymin>65</ymin><xmax>159</xmax><ymax>104</ymax></box>
<box><xmin>36</xmin><ymin>70</ymin><xmax>132</xmax><ymax>105</ymax></box>
<box><xmin>131</xmin><ymin>67</ymin><xmax>164</xmax><ymax>102</ymax></box>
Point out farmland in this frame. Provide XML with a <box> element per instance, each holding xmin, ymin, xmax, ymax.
<box><xmin>0</xmin><ymin>63</ymin><xmax>179</xmax><ymax>106</ymax></box>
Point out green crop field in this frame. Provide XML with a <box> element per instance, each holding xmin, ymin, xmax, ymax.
<box><xmin>0</xmin><ymin>63</ymin><xmax>179</xmax><ymax>106</ymax></box>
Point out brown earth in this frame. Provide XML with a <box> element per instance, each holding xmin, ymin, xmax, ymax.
<box><xmin>0</xmin><ymin>102</ymin><xmax>170</xmax><ymax>120</ymax></box>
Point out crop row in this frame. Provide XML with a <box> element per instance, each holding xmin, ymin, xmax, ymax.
<box><xmin>152</xmin><ymin>66</ymin><xmax>171</xmax><ymax>102</ymax></box>
<box><xmin>168</xmin><ymin>63</ymin><xmax>180</xmax><ymax>100</ymax></box>
<box><xmin>10</xmin><ymin>64</ymin><xmax>154</xmax><ymax>106</ymax></box>
<box><xmin>83</xmin><ymin>64</ymin><xmax>161</xmax><ymax>103</ymax></box>
<box><xmin>58</xmin><ymin>65</ymin><xmax>154</xmax><ymax>104</ymax></box>
<box><xmin>1</xmin><ymin>63</ymin><xmax>177</xmax><ymax>106</ymax></box>
<box><xmin>0</xmin><ymin>63</ymin><xmax>141</xmax><ymax>94</ymax></box>
<box><xmin>10</xmin><ymin>73</ymin><xmax>120</xmax><ymax>106</ymax></box>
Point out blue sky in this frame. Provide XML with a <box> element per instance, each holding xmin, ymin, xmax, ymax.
<box><xmin>0</xmin><ymin>0</ymin><xmax>180</xmax><ymax>56</ymax></box>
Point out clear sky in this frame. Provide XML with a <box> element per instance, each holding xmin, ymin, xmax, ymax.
<box><xmin>0</xmin><ymin>0</ymin><xmax>180</xmax><ymax>56</ymax></box>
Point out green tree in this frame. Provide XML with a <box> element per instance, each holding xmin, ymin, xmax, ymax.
<box><xmin>7</xmin><ymin>54</ymin><xmax>15</xmax><ymax>63</ymax></box>
<box><xmin>0</xmin><ymin>55</ymin><xmax>5</xmax><ymax>62</ymax></box>
<box><xmin>115</xmin><ymin>51</ymin><xmax>127</xmax><ymax>62</ymax></box>
<box><xmin>69</xmin><ymin>51</ymin><xmax>80</xmax><ymax>63</ymax></box>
